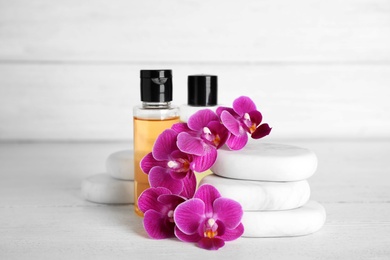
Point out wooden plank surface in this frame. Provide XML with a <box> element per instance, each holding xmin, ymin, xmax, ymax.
<box><xmin>1</xmin><ymin>0</ymin><xmax>390</xmax><ymax>141</ymax></box>
<box><xmin>0</xmin><ymin>140</ymin><xmax>389</xmax><ymax>259</ymax></box>
<box><xmin>1</xmin><ymin>64</ymin><xmax>389</xmax><ymax>140</ymax></box>
<box><xmin>0</xmin><ymin>0</ymin><xmax>389</xmax><ymax>62</ymax></box>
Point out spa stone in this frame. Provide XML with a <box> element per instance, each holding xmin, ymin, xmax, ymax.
<box><xmin>106</xmin><ymin>150</ymin><xmax>134</xmax><ymax>180</ymax></box>
<box><xmin>242</xmin><ymin>200</ymin><xmax>326</xmax><ymax>237</ymax></box>
<box><xmin>211</xmin><ymin>142</ymin><xmax>317</xmax><ymax>181</ymax></box>
<box><xmin>199</xmin><ymin>174</ymin><xmax>310</xmax><ymax>210</ymax></box>
<box><xmin>82</xmin><ymin>173</ymin><xmax>134</xmax><ymax>204</ymax></box>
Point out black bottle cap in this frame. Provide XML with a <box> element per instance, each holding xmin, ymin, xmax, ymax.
<box><xmin>140</xmin><ymin>70</ymin><xmax>173</xmax><ymax>102</ymax></box>
<box><xmin>187</xmin><ymin>74</ymin><xmax>218</xmax><ymax>106</ymax></box>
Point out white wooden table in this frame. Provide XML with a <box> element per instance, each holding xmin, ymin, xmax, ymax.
<box><xmin>1</xmin><ymin>140</ymin><xmax>389</xmax><ymax>259</ymax></box>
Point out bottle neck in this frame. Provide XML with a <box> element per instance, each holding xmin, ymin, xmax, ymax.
<box><xmin>142</xmin><ymin>102</ymin><xmax>171</xmax><ymax>109</ymax></box>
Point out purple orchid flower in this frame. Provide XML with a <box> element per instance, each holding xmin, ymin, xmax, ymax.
<box><xmin>172</xmin><ymin>109</ymin><xmax>229</xmax><ymax>172</ymax></box>
<box><xmin>138</xmin><ymin>187</ymin><xmax>186</xmax><ymax>239</ymax></box>
<box><xmin>140</xmin><ymin>129</ymin><xmax>197</xmax><ymax>198</ymax></box>
<box><xmin>217</xmin><ymin>96</ymin><xmax>272</xmax><ymax>150</ymax></box>
<box><xmin>173</xmin><ymin>184</ymin><xmax>244</xmax><ymax>250</ymax></box>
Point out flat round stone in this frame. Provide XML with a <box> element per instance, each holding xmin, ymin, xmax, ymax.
<box><xmin>211</xmin><ymin>142</ymin><xmax>318</xmax><ymax>181</ymax></box>
<box><xmin>242</xmin><ymin>200</ymin><xmax>326</xmax><ymax>237</ymax></box>
<box><xmin>82</xmin><ymin>173</ymin><xmax>134</xmax><ymax>204</ymax></box>
<box><xmin>199</xmin><ymin>174</ymin><xmax>310</xmax><ymax>210</ymax></box>
<box><xmin>106</xmin><ymin>150</ymin><xmax>134</xmax><ymax>180</ymax></box>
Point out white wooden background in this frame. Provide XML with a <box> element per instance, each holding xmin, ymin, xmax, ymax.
<box><xmin>0</xmin><ymin>0</ymin><xmax>390</xmax><ymax>141</ymax></box>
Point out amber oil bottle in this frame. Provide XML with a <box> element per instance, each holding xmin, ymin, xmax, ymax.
<box><xmin>133</xmin><ymin>70</ymin><xmax>179</xmax><ymax>216</ymax></box>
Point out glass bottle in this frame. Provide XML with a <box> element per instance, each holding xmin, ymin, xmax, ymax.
<box><xmin>179</xmin><ymin>74</ymin><xmax>219</xmax><ymax>122</ymax></box>
<box><xmin>133</xmin><ymin>70</ymin><xmax>179</xmax><ymax>216</ymax></box>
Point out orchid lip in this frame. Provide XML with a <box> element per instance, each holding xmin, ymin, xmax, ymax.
<box><xmin>249</xmin><ymin>124</ymin><xmax>256</xmax><ymax>133</ymax></box>
<box><xmin>167</xmin><ymin>210</ymin><xmax>174</xmax><ymax>222</ymax></box>
<box><xmin>204</xmin><ymin>218</ymin><xmax>218</xmax><ymax>238</ymax></box>
<box><xmin>201</xmin><ymin>127</ymin><xmax>220</xmax><ymax>147</ymax></box>
<box><xmin>242</xmin><ymin>113</ymin><xmax>257</xmax><ymax>133</ymax></box>
<box><xmin>213</xmin><ymin>135</ymin><xmax>221</xmax><ymax>146</ymax></box>
<box><xmin>244</xmin><ymin>113</ymin><xmax>250</xmax><ymax>120</ymax></box>
<box><xmin>204</xmin><ymin>230</ymin><xmax>218</xmax><ymax>238</ymax></box>
<box><xmin>207</xmin><ymin>218</ymin><xmax>216</xmax><ymax>227</ymax></box>
<box><xmin>167</xmin><ymin>159</ymin><xmax>190</xmax><ymax>172</ymax></box>
<box><xmin>167</xmin><ymin>161</ymin><xmax>177</xmax><ymax>168</ymax></box>
<box><xmin>203</xmin><ymin>127</ymin><xmax>212</xmax><ymax>135</ymax></box>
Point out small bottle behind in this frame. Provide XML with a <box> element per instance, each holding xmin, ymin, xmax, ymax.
<box><xmin>133</xmin><ymin>70</ymin><xmax>179</xmax><ymax>216</ymax></box>
<box><xmin>179</xmin><ymin>74</ymin><xmax>219</xmax><ymax>184</ymax></box>
<box><xmin>180</xmin><ymin>74</ymin><xmax>219</xmax><ymax>122</ymax></box>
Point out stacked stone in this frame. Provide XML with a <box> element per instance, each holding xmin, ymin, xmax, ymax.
<box><xmin>200</xmin><ymin>142</ymin><xmax>326</xmax><ymax>237</ymax></box>
<box><xmin>82</xmin><ymin>150</ymin><xmax>135</xmax><ymax>204</ymax></box>
<box><xmin>82</xmin><ymin>143</ymin><xmax>326</xmax><ymax>237</ymax></box>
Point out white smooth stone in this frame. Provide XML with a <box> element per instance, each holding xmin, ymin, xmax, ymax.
<box><xmin>211</xmin><ymin>142</ymin><xmax>318</xmax><ymax>181</ymax></box>
<box><xmin>82</xmin><ymin>173</ymin><xmax>134</xmax><ymax>204</ymax></box>
<box><xmin>106</xmin><ymin>150</ymin><xmax>134</xmax><ymax>180</ymax></box>
<box><xmin>242</xmin><ymin>200</ymin><xmax>326</xmax><ymax>237</ymax></box>
<box><xmin>199</xmin><ymin>174</ymin><xmax>310</xmax><ymax>210</ymax></box>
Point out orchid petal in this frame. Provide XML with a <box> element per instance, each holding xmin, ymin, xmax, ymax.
<box><xmin>140</xmin><ymin>152</ymin><xmax>156</xmax><ymax>174</ymax></box>
<box><xmin>219</xmin><ymin>223</ymin><xmax>244</xmax><ymax>241</ymax></box>
<box><xmin>194</xmin><ymin>184</ymin><xmax>221</xmax><ymax>217</ymax></box>
<box><xmin>152</xmin><ymin>129</ymin><xmax>178</xmax><ymax>161</ymax></box>
<box><xmin>213</xmin><ymin>198</ymin><xmax>243</xmax><ymax>229</ymax></box>
<box><xmin>216</xmin><ymin>106</ymin><xmax>237</xmax><ymax>118</ymax></box>
<box><xmin>226</xmin><ymin>133</ymin><xmax>248</xmax><ymax>150</ymax></box>
<box><xmin>138</xmin><ymin>187</ymin><xmax>172</xmax><ymax>213</ymax></box>
<box><xmin>143</xmin><ymin>210</ymin><xmax>175</xmax><ymax>239</ymax></box>
<box><xmin>198</xmin><ymin>237</ymin><xmax>225</xmax><ymax>250</ymax></box>
<box><xmin>233</xmin><ymin>96</ymin><xmax>257</xmax><ymax>116</ymax></box>
<box><xmin>179</xmin><ymin>171</ymin><xmax>197</xmax><ymax>199</ymax></box>
<box><xmin>220</xmin><ymin>111</ymin><xmax>242</xmax><ymax>136</ymax></box>
<box><xmin>174</xmin><ymin>226</ymin><xmax>202</xmax><ymax>242</ymax></box>
<box><xmin>247</xmin><ymin>110</ymin><xmax>263</xmax><ymax>126</ymax></box>
<box><xmin>187</xmin><ymin>109</ymin><xmax>219</xmax><ymax>131</ymax></box>
<box><xmin>169</xmin><ymin>169</ymin><xmax>188</xmax><ymax>180</ymax></box>
<box><xmin>177</xmin><ymin>132</ymin><xmax>205</xmax><ymax>156</ymax></box>
<box><xmin>170</xmin><ymin>149</ymin><xmax>191</xmax><ymax>161</ymax></box>
<box><xmin>191</xmin><ymin>148</ymin><xmax>217</xmax><ymax>172</ymax></box>
<box><xmin>215</xmin><ymin>220</ymin><xmax>226</xmax><ymax>237</ymax></box>
<box><xmin>251</xmin><ymin>123</ymin><xmax>272</xmax><ymax>139</ymax></box>
<box><xmin>157</xmin><ymin>194</ymin><xmax>185</xmax><ymax>207</ymax></box>
<box><xmin>171</xmin><ymin>122</ymin><xmax>191</xmax><ymax>133</ymax></box>
<box><xmin>174</xmin><ymin>198</ymin><xmax>205</xmax><ymax>234</ymax></box>
<box><xmin>148</xmin><ymin>166</ymin><xmax>183</xmax><ymax>194</ymax></box>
